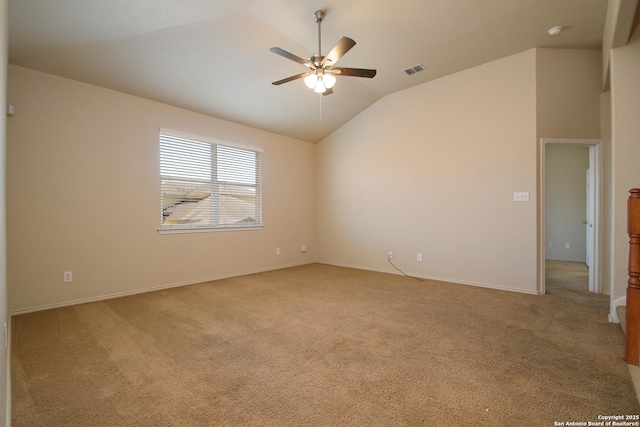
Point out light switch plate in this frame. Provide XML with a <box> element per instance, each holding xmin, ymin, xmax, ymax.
<box><xmin>514</xmin><ymin>192</ymin><xmax>529</xmax><ymax>202</ymax></box>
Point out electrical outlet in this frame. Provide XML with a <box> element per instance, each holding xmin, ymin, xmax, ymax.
<box><xmin>301</xmin><ymin>245</ymin><xmax>307</xmax><ymax>253</ymax></box>
<box><xmin>417</xmin><ymin>253</ymin><xmax>423</xmax><ymax>262</ymax></box>
<box><xmin>565</xmin><ymin>243</ymin><xmax>571</xmax><ymax>249</ymax></box>
<box><xmin>276</xmin><ymin>248</ymin><xmax>281</xmax><ymax>256</ymax></box>
<box><xmin>388</xmin><ymin>251</ymin><xmax>393</xmax><ymax>259</ymax></box>
<box><xmin>63</xmin><ymin>271</ymin><xmax>73</xmax><ymax>283</ymax></box>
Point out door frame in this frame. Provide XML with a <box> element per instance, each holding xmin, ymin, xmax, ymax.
<box><xmin>585</xmin><ymin>165</ymin><xmax>595</xmax><ymax>272</ymax></box>
<box><xmin>539</xmin><ymin>138</ymin><xmax>601</xmax><ymax>294</ymax></box>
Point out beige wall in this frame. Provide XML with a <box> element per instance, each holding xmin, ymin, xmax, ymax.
<box><xmin>544</xmin><ymin>146</ymin><xmax>589</xmax><ymax>262</ymax></box>
<box><xmin>315</xmin><ymin>48</ymin><xmax>603</xmax><ymax>295</ymax></box>
<box><xmin>316</xmin><ymin>50</ymin><xmax>539</xmax><ymax>293</ymax></box>
<box><xmin>611</xmin><ymin>30</ymin><xmax>640</xmax><ymax>305</ymax></box>
<box><xmin>6</xmin><ymin>65</ymin><xmax>316</xmax><ymax>313</ymax></box>
<box><xmin>536</xmin><ymin>49</ymin><xmax>602</xmax><ymax>139</ymax></box>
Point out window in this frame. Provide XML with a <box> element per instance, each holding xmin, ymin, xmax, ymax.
<box><xmin>159</xmin><ymin>129</ymin><xmax>262</xmax><ymax>232</ymax></box>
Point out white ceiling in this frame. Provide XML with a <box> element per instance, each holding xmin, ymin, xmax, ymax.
<box><xmin>8</xmin><ymin>0</ymin><xmax>607</xmax><ymax>143</ymax></box>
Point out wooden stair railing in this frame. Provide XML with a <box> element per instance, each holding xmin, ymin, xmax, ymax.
<box><xmin>626</xmin><ymin>188</ymin><xmax>640</xmax><ymax>365</ymax></box>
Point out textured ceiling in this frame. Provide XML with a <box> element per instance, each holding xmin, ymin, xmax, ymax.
<box><xmin>8</xmin><ymin>0</ymin><xmax>608</xmax><ymax>143</ymax></box>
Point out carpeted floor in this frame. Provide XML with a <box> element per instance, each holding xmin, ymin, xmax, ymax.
<box><xmin>11</xmin><ymin>263</ymin><xmax>639</xmax><ymax>426</ymax></box>
<box><xmin>545</xmin><ymin>260</ymin><xmax>589</xmax><ymax>293</ymax></box>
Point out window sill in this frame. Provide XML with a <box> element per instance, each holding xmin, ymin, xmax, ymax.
<box><xmin>158</xmin><ymin>225</ymin><xmax>264</xmax><ymax>235</ymax></box>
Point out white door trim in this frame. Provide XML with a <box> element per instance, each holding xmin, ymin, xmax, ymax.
<box><xmin>539</xmin><ymin>138</ymin><xmax>601</xmax><ymax>295</ymax></box>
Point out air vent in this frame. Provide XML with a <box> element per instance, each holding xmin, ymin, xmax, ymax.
<box><xmin>403</xmin><ymin>64</ymin><xmax>426</xmax><ymax>76</ymax></box>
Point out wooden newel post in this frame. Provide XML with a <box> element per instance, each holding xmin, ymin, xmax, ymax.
<box><xmin>626</xmin><ymin>189</ymin><xmax>640</xmax><ymax>365</ymax></box>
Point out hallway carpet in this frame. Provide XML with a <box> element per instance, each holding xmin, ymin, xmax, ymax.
<box><xmin>546</xmin><ymin>260</ymin><xmax>589</xmax><ymax>293</ymax></box>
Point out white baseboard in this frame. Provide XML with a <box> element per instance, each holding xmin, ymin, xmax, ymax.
<box><xmin>611</xmin><ymin>295</ymin><xmax>627</xmax><ymax>323</ymax></box>
<box><xmin>10</xmin><ymin>261</ymin><xmax>315</xmax><ymax>316</ymax></box>
<box><xmin>315</xmin><ymin>260</ymin><xmax>540</xmax><ymax>295</ymax></box>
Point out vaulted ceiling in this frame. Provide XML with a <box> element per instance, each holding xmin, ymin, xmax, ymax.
<box><xmin>8</xmin><ymin>0</ymin><xmax>608</xmax><ymax>143</ymax></box>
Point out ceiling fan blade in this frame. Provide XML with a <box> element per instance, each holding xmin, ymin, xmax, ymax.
<box><xmin>270</xmin><ymin>47</ymin><xmax>314</xmax><ymax>68</ymax></box>
<box><xmin>272</xmin><ymin>72</ymin><xmax>311</xmax><ymax>86</ymax></box>
<box><xmin>322</xmin><ymin>88</ymin><xmax>334</xmax><ymax>96</ymax></box>
<box><xmin>321</xmin><ymin>37</ymin><xmax>356</xmax><ymax>67</ymax></box>
<box><xmin>331</xmin><ymin>67</ymin><xmax>377</xmax><ymax>78</ymax></box>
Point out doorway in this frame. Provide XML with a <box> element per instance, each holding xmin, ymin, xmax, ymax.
<box><xmin>539</xmin><ymin>138</ymin><xmax>601</xmax><ymax>295</ymax></box>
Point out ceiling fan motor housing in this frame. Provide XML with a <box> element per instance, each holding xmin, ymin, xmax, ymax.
<box><xmin>310</xmin><ymin>55</ymin><xmax>325</xmax><ymax>68</ymax></box>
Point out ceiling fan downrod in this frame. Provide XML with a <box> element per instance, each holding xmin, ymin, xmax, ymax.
<box><xmin>313</xmin><ymin>10</ymin><xmax>326</xmax><ymax>64</ymax></box>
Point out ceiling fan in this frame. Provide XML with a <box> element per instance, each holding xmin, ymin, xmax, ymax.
<box><xmin>270</xmin><ymin>10</ymin><xmax>376</xmax><ymax>95</ymax></box>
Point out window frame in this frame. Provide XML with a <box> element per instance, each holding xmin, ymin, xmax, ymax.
<box><xmin>158</xmin><ymin>128</ymin><xmax>263</xmax><ymax>234</ymax></box>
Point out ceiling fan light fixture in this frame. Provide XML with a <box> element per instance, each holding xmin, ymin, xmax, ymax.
<box><xmin>304</xmin><ymin>73</ymin><xmax>327</xmax><ymax>93</ymax></box>
<box><xmin>304</xmin><ymin>71</ymin><xmax>336</xmax><ymax>94</ymax></box>
<box><xmin>314</xmin><ymin>81</ymin><xmax>327</xmax><ymax>93</ymax></box>
<box><xmin>324</xmin><ymin>73</ymin><xmax>336</xmax><ymax>89</ymax></box>
<box><xmin>304</xmin><ymin>74</ymin><xmax>317</xmax><ymax>89</ymax></box>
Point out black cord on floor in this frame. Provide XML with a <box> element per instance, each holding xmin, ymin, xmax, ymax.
<box><xmin>388</xmin><ymin>255</ymin><xmax>425</xmax><ymax>281</ymax></box>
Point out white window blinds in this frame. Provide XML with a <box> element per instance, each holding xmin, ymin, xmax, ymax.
<box><xmin>160</xmin><ymin>130</ymin><xmax>262</xmax><ymax>231</ymax></box>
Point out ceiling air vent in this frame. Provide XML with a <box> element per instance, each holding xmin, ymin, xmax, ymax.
<box><xmin>403</xmin><ymin>63</ymin><xmax>426</xmax><ymax>76</ymax></box>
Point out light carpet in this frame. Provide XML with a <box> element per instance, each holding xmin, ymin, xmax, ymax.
<box><xmin>11</xmin><ymin>264</ymin><xmax>639</xmax><ymax>426</ymax></box>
